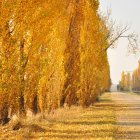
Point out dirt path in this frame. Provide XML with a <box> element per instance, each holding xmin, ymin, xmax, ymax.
<box><xmin>111</xmin><ymin>92</ymin><xmax>140</xmax><ymax>140</ymax></box>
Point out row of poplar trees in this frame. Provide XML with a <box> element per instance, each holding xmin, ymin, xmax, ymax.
<box><xmin>132</xmin><ymin>61</ymin><xmax>140</xmax><ymax>91</ymax></box>
<box><xmin>0</xmin><ymin>0</ymin><xmax>111</xmax><ymax>124</ymax></box>
<box><xmin>119</xmin><ymin>61</ymin><xmax>140</xmax><ymax>91</ymax></box>
<box><xmin>119</xmin><ymin>72</ymin><xmax>131</xmax><ymax>91</ymax></box>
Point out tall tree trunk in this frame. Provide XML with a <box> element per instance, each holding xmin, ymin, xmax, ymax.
<box><xmin>62</xmin><ymin>0</ymin><xmax>85</xmax><ymax>107</ymax></box>
<box><xmin>32</xmin><ymin>95</ymin><xmax>38</xmax><ymax>115</ymax></box>
<box><xmin>19</xmin><ymin>40</ymin><xmax>26</xmax><ymax>115</ymax></box>
<box><xmin>0</xmin><ymin>23</ymin><xmax>11</xmax><ymax>124</ymax></box>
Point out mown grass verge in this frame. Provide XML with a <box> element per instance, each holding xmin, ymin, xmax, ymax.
<box><xmin>0</xmin><ymin>93</ymin><xmax>116</xmax><ymax>140</ymax></box>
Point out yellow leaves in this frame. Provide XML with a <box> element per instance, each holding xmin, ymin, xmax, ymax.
<box><xmin>120</xmin><ymin>71</ymin><xmax>131</xmax><ymax>91</ymax></box>
<box><xmin>129</xmin><ymin>60</ymin><xmax>140</xmax><ymax>91</ymax></box>
<box><xmin>78</xmin><ymin>0</ymin><xmax>111</xmax><ymax>106</ymax></box>
<box><xmin>0</xmin><ymin>0</ymin><xmax>111</xmax><ymax>118</ymax></box>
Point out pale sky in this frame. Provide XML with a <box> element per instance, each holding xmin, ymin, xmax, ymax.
<box><xmin>99</xmin><ymin>0</ymin><xmax>140</xmax><ymax>84</ymax></box>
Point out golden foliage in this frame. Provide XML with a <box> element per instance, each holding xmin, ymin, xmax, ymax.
<box><xmin>131</xmin><ymin>61</ymin><xmax>140</xmax><ymax>91</ymax></box>
<box><xmin>0</xmin><ymin>0</ymin><xmax>111</xmax><ymax>122</ymax></box>
<box><xmin>120</xmin><ymin>60</ymin><xmax>140</xmax><ymax>91</ymax></box>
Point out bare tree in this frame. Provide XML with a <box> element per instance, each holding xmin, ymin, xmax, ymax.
<box><xmin>99</xmin><ymin>10</ymin><xmax>139</xmax><ymax>54</ymax></box>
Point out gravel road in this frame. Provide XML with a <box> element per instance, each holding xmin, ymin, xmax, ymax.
<box><xmin>111</xmin><ymin>92</ymin><xmax>140</xmax><ymax>140</ymax></box>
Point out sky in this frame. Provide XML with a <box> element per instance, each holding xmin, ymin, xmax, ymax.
<box><xmin>99</xmin><ymin>0</ymin><xmax>140</xmax><ymax>84</ymax></box>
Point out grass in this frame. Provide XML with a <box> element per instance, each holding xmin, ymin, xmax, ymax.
<box><xmin>0</xmin><ymin>93</ymin><xmax>116</xmax><ymax>140</ymax></box>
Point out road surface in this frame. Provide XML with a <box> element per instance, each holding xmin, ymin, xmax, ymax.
<box><xmin>111</xmin><ymin>92</ymin><xmax>140</xmax><ymax>140</ymax></box>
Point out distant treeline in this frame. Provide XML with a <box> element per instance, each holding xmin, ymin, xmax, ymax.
<box><xmin>119</xmin><ymin>61</ymin><xmax>140</xmax><ymax>91</ymax></box>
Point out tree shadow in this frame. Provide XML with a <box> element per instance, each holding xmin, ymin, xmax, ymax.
<box><xmin>116</xmin><ymin>130</ymin><xmax>140</xmax><ymax>139</ymax></box>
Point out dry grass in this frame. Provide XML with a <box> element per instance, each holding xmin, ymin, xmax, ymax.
<box><xmin>0</xmin><ymin>93</ymin><xmax>116</xmax><ymax>140</ymax></box>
